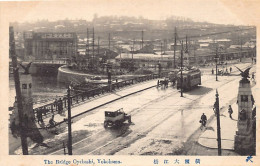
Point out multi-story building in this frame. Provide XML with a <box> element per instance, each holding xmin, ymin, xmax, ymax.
<box><xmin>24</xmin><ymin>31</ymin><xmax>78</xmax><ymax>60</ymax></box>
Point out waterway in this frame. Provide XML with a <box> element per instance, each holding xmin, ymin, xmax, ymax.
<box><xmin>9</xmin><ymin>74</ymin><xmax>67</xmax><ymax>107</ymax></box>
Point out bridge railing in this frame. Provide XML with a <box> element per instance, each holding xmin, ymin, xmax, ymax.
<box><xmin>33</xmin><ymin>72</ymin><xmax>167</xmax><ymax>120</ymax></box>
<box><xmin>33</xmin><ymin>59</ymin><xmax>67</xmax><ymax>64</ymax></box>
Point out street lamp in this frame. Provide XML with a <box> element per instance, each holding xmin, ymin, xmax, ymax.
<box><xmin>215</xmin><ymin>89</ymin><xmax>222</xmax><ymax>156</ymax></box>
<box><xmin>180</xmin><ymin>40</ymin><xmax>184</xmax><ymax>97</ymax></box>
<box><xmin>67</xmin><ymin>85</ymin><xmax>72</xmax><ymax>155</ymax></box>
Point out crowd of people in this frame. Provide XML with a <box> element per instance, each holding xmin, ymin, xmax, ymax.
<box><xmin>211</xmin><ymin>66</ymin><xmax>232</xmax><ymax>76</ymax></box>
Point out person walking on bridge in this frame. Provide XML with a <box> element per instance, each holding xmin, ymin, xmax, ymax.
<box><xmin>200</xmin><ymin>113</ymin><xmax>207</xmax><ymax>128</ymax></box>
<box><xmin>58</xmin><ymin>98</ymin><xmax>63</xmax><ymax>114</ymax></box>
<box><xmin>228</xmin><ymin>105</ymin><xmax>233</xmax><ymax>119</ymax></box>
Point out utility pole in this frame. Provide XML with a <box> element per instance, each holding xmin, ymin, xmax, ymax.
<box><xmin>161</xmin><ymin>42</ymin><xmax>163</xmax><ymax>56</ymax></box>
<box><xmin>132</xmin><ymin>38</ymin><xmax>135</xmax><ymax>60</ymax></box>
<box><xmin>67</xmin><ymin>86</ymin><xmax>72</xmax><ymax>155</ymax></box>
<box><xmin>98</xmin><ymin>36</ymin><xmax>100</xmax><ymax>55</ymax></box>
<box><xmin>165</xmin><ymin>39</ymin><xmax>167</xmax><ymax>53</ymax></box>
<box><xmin>132</xmin><ymin>39</ymin><xmax>135</xmax><ymax>71</ymax></box>
<box><xmin>215</xmin><ymin>47</ymin><xmax>219</xmax><ymax>81</ymax></box>
<box><xmin>215</xmin><ymin>90</ymin><xmax>222</xmax><ymax>156</ymax></box>
<box><xmin>193</xmin><ymin>45</ymin><xmax>196</xmax><ymax>66</ymax></box>
<box><xmin>173</xmin><ymin>27</ymin><xmax>177</xmax><ymax>68</ymax></box>
<box><xmin>10</xmin><ymin>26</ymin><xmax>29</xmax><ymax>155</ymax></box>
<box><xmin>120</xmin><ymin>47</ymin><xmax>122</xmax><ymax>67</ymax></box>
<box><xmin>141</xmin><ymin>30</ymin><xmax>144</xmax><ymax>49</ymax></box>
<box><xmin>185</xmin><ymin>35</ymin><xmax>188</xmax><ymax>53</ymax></box>
<box><xmin>87</xmin><ymin>28</ymin><xmax>89</xmax><ymax>61</ymax></box>
<box><xmin>92</xmin><ymin>27</ymin><xmax>95</xmax><ymax>64</ymax></box>
<box><xmin>180</xmin><ymin>40</ymin><xmax>183</xmax><ymax>97</ymax></box>
<box><xmin>107</xmin><ymin>65</ymin><xmax>112</xmax><ymax>91</ymax></box>
<box><xmin>108</xmin><ymin>33</ymin><xmax>110</xmax><ymax>51</ymax></box>
<box><xmin>240</xmin><ymin>37</ymin><xmax>243</xmax><ymax>60</ymax></box>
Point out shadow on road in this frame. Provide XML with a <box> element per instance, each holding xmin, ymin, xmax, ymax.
<box><xmin>105</xmin><ymin>123</ymin><xmax>132</xmax><ymax>137</ymax></box>
<box><xmin>185</xmin><ymin>86</ymin><xmax>213</xmax><ymax>96</ymax></box>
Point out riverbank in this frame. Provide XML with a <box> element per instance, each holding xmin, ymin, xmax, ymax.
<box><xmin>57</xmin><ymin>65</ymin><xmax>148</xmax><ymax>84</ymax></box>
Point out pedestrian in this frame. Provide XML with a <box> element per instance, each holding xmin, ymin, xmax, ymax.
<box><xmin>37</xmin><ymin>109</ymin><xmax>43</xmax><ymax>124</ymax></box>
<box><xmin>200</xmin><ymin>113</ymin><xmax>207</xmax><ymax>128</ymax></box>
<box><xmin>58</xmin><ymin>98</ymin><xmax>63</xmax><ymax>114</ymax></box>
<box><xmin>157</xmin><ymin>80</ymin><xmax>160</xmax><ymax>87</ymax></box>
<box><xmin>54</xmin><ymin>99</ymin><xmax>58</xmax><ymax>111</ymax></box>
<box><xmin>228</xmin><ymin>105</ymin><xmax>233</xmax><ymax>119</ymax></box>
<box><xmin>230</xmin><ymin>67</ymin><xmax>232</xmax><ymax>73</ymax></box>
<box><xmin>39</xmin><ymin>109</ymin><xmax>43</xmax><ymax>123</ymax></box>
<box><xmin>212</xmin><ymin>68</ymin><xmax>214</xmax><ymax>75</ymax></box>
<box><xmin>49</xmin><ymin>114</ymin><xmax>56</xmax><ymax>128</ymax></box>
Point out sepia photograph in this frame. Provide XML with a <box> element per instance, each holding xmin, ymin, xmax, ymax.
<box><xmin>0</xmin><ymin>0</ymin><xmax>259</xmax><ymax>165</ymax></box>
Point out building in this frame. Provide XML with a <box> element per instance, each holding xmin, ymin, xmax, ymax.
<box><xmin>115</xmin><ymin>53</ymin><xmax>178</xmax><ymax>69</ymax></box>
<box><xmin>24</xmin><ymin>31</ymin><xmax>78</xmax><ymax>60</ymax></box>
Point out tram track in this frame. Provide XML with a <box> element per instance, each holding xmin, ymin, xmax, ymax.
<box><xmin>62</xmin><ymin>72</ymin><xmax>244</xmax><ymax>155</ymax></box>
<box><xmin>44</xmin><ymin>64</ymin><xmax>252</xmax><ymax>155</ymax></box>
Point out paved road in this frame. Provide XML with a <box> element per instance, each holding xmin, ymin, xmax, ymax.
<box><xmin>13</xmin><ymin>63</ymin><xmax>254</xmax><ymax>155</ymax></box>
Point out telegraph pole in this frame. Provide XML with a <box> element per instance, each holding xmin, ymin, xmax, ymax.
<box><xmin>185</xmin><ymin>35</ymin><xmax>188</xmax><ymax>53</ymax></box>
<box><xmin>215</xmin><ymin>47</ymin><xmax>218</xmax><ymax>81</ymax></box>
<box><xmin>173</xmin><ymin>27</ymin><xmax>177</xmax><ymax>68</ymax></box>
<box><xmin>10</xmin><ymin>26</ymin><xmax>29</xmax><ymax>155</ymax></box>
<box><xmin>131</xmin><ymin>39</ymin><xmax>135</xmax><ymax>71</ymax></box>
<box><xmin>180</xmin><ymin>40</ymin><xmax>184</xmax><ymax>97</ymax></box>
<box><xmin>215</xmin><ymin>90</ymin><xmax>222</xmax><ymax>155</ymax></box>
<box><xmin>132</xmin><ymin>38</ymin><xmax>135</xmax><ymax>59</ymax></box>
<box><xmin>161</xmin><ymin>42</ymin><xmax>163</xmax><ymax>56</ymax></box>
<box><xmin>107</xmin><ymin>65</ymin><xmax>112</xmax><ymax>91</ymax></box>
<box><xmin>141</xmin><ymin>30</ymin><xmax>144</xmax><ymax>49</ymax></box>
<box><xmin>67</xmin><ymin>86</ymin><xmax>72</xmax><ymax>155</ymax></box>
<box><xmin>92</xmin><ymin>27</ymin><xmax>95</xmax><ymax>62</ymax></box>
<box><xmin>108</xmin><ymin>33</ymin><xmax>110</xmax><ymax>51</ymax></box>
<box><xmin>240</xmin><ymin>37</ymin><xmax>243</xmax><ymax>60</ymax></box>
<box><xmin>98</xmin><ymin>36</ymin><xmax>100</xmax><ymax>55</ymax></box>
<box><xmin>165</xmin><ymin>39</ymin><xmax>167</xmax><ymax>53</ymax></box>
<box><xmin>87</xmin><ymin>28</ymin><xmax>89</xmax><ymax>61</ymax></box>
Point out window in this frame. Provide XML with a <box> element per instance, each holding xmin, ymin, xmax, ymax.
<box><xmin>22</xmin><ymin>84</ymin><xmax>27</xmax><ymax>89</ymax></box>
<box><xmin>241</xmin><ymin>95</ymin><xmax>248</xmax><ymax>102</ymax></box>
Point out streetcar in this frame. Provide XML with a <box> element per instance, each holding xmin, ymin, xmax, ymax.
<box><xmin>176</xmin><ymin>68</ymin><xmax>201</xmax><ymax>91</ymax></box>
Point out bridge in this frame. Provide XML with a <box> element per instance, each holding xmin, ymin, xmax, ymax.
<box><xmin>22</xmin><ymin>59</ymin><xmax>68</xmax><ymax>75</ymax></box>
<box><xmin>31</xmin><ymin>72</ymin><xmax>168</xmax><ymax>125</ymax></box>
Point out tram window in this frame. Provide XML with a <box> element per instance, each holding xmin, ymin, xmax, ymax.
<box><xmin>22</xmin><ymin>84</ymin><xmax>27</xmax><ymax>89</ymax></box>
<box><xmin>241</xmin><ymin>95</ymin><xmax>248</xmax><ymax>102</ymax></box>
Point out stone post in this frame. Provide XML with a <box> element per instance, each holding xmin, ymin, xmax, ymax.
<box><xmin>234</xmin><ymin>77</ymin><xmax>255</xmax><ymax>155</ymax></box>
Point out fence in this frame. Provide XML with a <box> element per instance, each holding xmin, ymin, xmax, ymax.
<box><xmin>33</xmin><ymin>72</ymin><xmax>169</xmax><ymax>119</ymax></box>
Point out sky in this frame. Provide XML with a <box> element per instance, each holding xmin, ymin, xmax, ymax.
<box><xmin>2</xmin><ymin>0</ymin><xmax>258</xmax><ymax>25</ymax></box>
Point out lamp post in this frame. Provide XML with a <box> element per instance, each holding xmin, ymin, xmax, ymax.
<box><xmin>215</xmin><ymin>90</ymin><xmax>222</xmax><ymax>155</ymax></box>
<box><xmin>10</xmin><ymin>26</ymin><xmax>29</xmax><ymax>155</ymax></box>
<box><xmin>180</xmin><ymin>40</ymin><xmax>184</xmax><ymax>97</ymax></box>
<box><xmin>67</xmin><ymin>85</ymin><xmax>72</xmax><ymax>155</ymax></box>
<box><xmin>107</xmin><ymin>64</ymin><xmax>112</xmax><ymax>91</ymax></box>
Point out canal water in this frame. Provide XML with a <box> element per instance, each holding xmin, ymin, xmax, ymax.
<box><xmin>9</xmin><ymin>75</ymin><xmax>67</xmax><ymax>107</ymax></box>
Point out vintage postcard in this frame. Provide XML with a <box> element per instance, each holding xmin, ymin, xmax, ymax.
<box><xmin>0</xmin><ymin>0</ymin><xmax>259</xmax><ymax>165</ymax></box>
